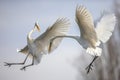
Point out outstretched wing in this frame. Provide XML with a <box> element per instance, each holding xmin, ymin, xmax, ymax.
<box><xmin>34</xmin><ymin>18</ymin><xmax>70</xmax><ymax>53</ymax></box>
<box><xmin>76</xmin><ymin>5</ymin><xmax>98</xmax><ymax>47</ymax></box>
<box><xmin>95</xmin><ymin>14</ymin><xmax>116</xmax><ymax>43</ymax></box>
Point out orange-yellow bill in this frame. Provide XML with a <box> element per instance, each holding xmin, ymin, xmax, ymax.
<box><xmin>35</xmin><ymin>22</ymin><xmax>40</xmax><ymax>31</ymax></box>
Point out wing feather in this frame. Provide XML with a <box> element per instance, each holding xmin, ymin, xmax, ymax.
<box><xmin>76</xmin><ymin>5</ymin><xmax>98</xmax><ymax>47</ymax></box>
<box><xmin>76</xmin><ymin>5</ymin><xmax>95</xmax><ymax>34</ymax></box>
<box><xmin>19</xmin><ymin>18</ymin><xmax>70</xmax><ymax>54</ymax></box>
<box><xmin>95</xmin><ymin>14</ymin><xmax>116</xmax><ymax>43</ymax></box>
<box><xmin>34</xmin><ymin>18</ymin><xmax>70</xmax><ymax>53</ymax></box>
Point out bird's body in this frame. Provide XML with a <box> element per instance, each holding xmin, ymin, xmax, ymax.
<box><xmin>76</xmin><ymin>6</ymin><xmax>103</xmax><ymax>56</ymax></box>
<box><xmin>23</xmin><ymin>18</ymin><xmax>70</xmax><ymax>65</ymax></box>
<box><xmin>76</xmin><ymin>6</ymin><xmax>98</xmax><ymax>48</ymax></box>
<box><xmin>49</xmin><ymin>5</ymin><xmax>116</xmax><ymax>73</ymax></box>
<box><xmin>4</xmin><ymin>5</ymin><xmax>116</xmax><ymax>73</ymax></box>
<box><xmin>26</xmin><ymin>28</ymin><xmax>43</xmax><ymax>64</ymax></box>
<box><xmin>5</xmin><ymin>18</ymin><xmax>70</xmax><ymax>69</ymax></box>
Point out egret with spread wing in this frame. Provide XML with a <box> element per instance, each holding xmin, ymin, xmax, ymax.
<box><xmin>49</xmin><ymin>5</ymin><xmax>116</xmax><ymax>73</ymax></box>
<box><xmin>5</xmin><ymin>18</ymin><xmax>70</xmax><ymax>70</ymax></box>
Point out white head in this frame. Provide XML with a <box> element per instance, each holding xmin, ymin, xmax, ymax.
<box><xmin>34</xmin><ymin>22</ymin><xmax>40</xmax><ymax>32</ymax></box>
<box><xmin>27</xmin><ymin>22</ymin><xmax>40</xmax><ymax>41</ymax></box>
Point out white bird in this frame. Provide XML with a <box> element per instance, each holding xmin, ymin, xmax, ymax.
<box><xmin>4</xmin><ymin>18</ymin><xmax>70</xmax><ymax>70</ymax></box>
<box><xmin>49</xmin><ymin>5</ymin><xmax>117</xmax><ymax>73</ymax></box>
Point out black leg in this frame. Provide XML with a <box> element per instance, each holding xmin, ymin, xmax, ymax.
<box><xmin>4</xmin><ymin>53</ymin><xmax>29</xmax><ymax>67</ymax></box>
<box><xmin>85</xmin><ymin>56</ymin><xmax>98</xmax><ymax>74</ymax></box>
<box><xmin>20</xmin><ymin>56</ymin><xmax>34</xmax><ymax>71</ymax></box>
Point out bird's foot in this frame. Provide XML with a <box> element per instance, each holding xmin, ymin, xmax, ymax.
<box><xmin>20</xmin><ymin>66</ymin><xmax>26</xmax><ymax>71</ymax></box>
<box><xmin>4</xmin><ymin>62</ymin><xmax>12</xmax><ymax>67</ymax></box>
<box><xmin>85</xmin><ymin>63</ymin><xmax>93</xmax><ymax>74</ymax></box>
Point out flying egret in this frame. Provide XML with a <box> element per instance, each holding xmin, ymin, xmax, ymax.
<box><xmin>4</xmin><ymin>18</ymin><xmax>70</xmax><ymax>70</ymax></box>
<box><xmin>49</xmin><ymin>5</ymin><xmax>116</xmax><ymax>73</ymax></box>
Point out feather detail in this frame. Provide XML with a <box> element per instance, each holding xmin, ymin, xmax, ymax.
<box><xmin>95</xmin><ymin>13</ymin><xmax>116</xmax><ymax>43</ymax></box>
<box><xmin>86</xmin><ymin>47</ymin><xmax>102</xmax><ymax>56</ymax></box>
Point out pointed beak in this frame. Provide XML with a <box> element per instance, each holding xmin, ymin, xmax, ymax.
<box><xmin>35</xmin><ymin>22</ymin><xmax>40</xmax><ymax>32</ymax></box>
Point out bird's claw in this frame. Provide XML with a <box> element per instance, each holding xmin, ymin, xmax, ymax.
<box><xmin>85</xmin><ymin>63</ymin><xmax>93</xmax><ymax>74</ymax></box>
<box><xmin>20</xmin><ymin>66</ymin><xmax>26</xmax><ymax>71</ymax></box>
<box><xmin>4</xmin><ymin>62</ymin><xmax>12</xmax><ymax>67</ymax></box>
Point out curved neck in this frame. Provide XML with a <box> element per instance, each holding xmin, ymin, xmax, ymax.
<box><xmin>52</xmin><ymin>35</ymin><xmax>80</xmax><ymax>43</ymax></box>
<box><xmin>27</xmin><ymin>28</ymin><xmax>35</xmax><ymax>43</ymax></box>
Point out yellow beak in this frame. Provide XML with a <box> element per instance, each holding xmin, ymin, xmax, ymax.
<box><xmin>35</xmin><ymin>22</ymin><xmax>40</xmax><ymax>32</ymax></box>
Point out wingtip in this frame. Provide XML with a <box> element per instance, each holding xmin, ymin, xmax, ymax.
<box><xmin>56</xmin><ymin>17</ymin><xmax>70</xmax><ymax>26</ymax></box>
<box><xmin>76</xmin><ymin>4</ymin><xmax>86</xmax><ymax>10</ymax></box>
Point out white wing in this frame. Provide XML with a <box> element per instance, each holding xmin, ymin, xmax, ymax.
<box><xmin>76</xmin><ymin>5</ymin><xmax>95</xmax><ymax>35</ymax></box>
<box><xmin>76</xmin><ymin>5</ymin><xmax>98</xmax><ymax>47</ymax></box>
<box><xmin>34</xmin><ymin>18</ymin><xmax>70</xmax><ymax>53</ymax></box>
<box><xmin>19</xmin><ymin>18</ymin><xmax>70</xmax><ymax>55</ymax></box>
<box><xmin>95</xmin><ymin>14</ymin><xmax>116</xmax><ymax>43</ymax></box>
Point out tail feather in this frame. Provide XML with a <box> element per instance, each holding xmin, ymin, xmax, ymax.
<box><xmin>86</xmin><ymin>47</ymin><xmax>102</xmax><ymax>56</ymax></box>
<box><xmin>16</xmin><ymin>48</ymin><xmax>20</xmax><ymax>53</ymax></box>
<box><xmin>17</xmin><ymin>46</ymin><xmax>32</xmax><ymax>58</ymax></box>
<box><xmin>18</xmin><ymin>46</ymin><xmax>28</xmax><ymax>54</ymax></box>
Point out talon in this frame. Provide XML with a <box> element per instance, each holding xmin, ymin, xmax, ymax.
<box><xmin>4</xmin><ymin>62</ymin><xmax>12</xmax><ymax>67</ymax></box>
<box><xmin>20</xmin><ymin>66</ymin><xmax>26</xmax><ymax>71</ymax></box>
<box><xmin>90</xmin><ymin>67</ymin><xmax>93</xmax><ymax>70</ymax></box>
<box><xmin>85</xmin><ymin>63</ymin><xmax>93</xmax><ymax>74</ymax></box>
<box><xmin>85</xmin><ymin>56</ymin><xmax>98</xmax><ymax>74</ymax></box>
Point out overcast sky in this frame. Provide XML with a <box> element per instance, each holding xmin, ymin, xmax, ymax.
<box><xmin>0</xmin><ymin>0</ymin><xmax>113</xmax><ymax>80</ymax></box>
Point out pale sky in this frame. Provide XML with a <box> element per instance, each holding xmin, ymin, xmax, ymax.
<box><xmin>0</xmin><ymin>0</ymin><xmax>113</xmax><ymax>80</ymax></box>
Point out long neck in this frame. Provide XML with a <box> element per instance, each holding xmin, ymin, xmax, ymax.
<box><xmin>52</xmin><ymin>35</ymin><xmax>80</xmax><ymax>44</ymax></box>
<box><xmin>49</xmin><ymin>35</ymin><xmax>80</xmax><ymax>52</ymax></box>
<box><xmin>27</xmin><ymin>28</ymin><xmax>35</xmax><ymax>43</ymax></box>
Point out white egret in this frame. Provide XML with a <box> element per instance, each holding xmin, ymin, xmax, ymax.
<box><xmin>5</xmin><ymin>18</ymin><xmax>70</xmax><ymax>70</ymax></box>
<box><xmin>49</xmin><ymin>5</ymin><xmax>116</xmax><ymax>73</ymax></box>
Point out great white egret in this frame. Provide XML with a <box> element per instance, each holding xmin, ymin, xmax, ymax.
<box><xmin>4</xmin><ymin>18</ymin><xmax>70</xmax><ymax>70</ymax></box>
<box><xmin>49</xmin><ymin>5</ymin><xmax>117</xmax><ymax>73</ymax></box>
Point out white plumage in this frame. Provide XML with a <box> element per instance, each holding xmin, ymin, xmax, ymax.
<box><xmin>32</xmin><ymin>18</ymin><xmax>70</xmax><ymax>65</ymax></box>
<box><xmin>4</xmin><ymin>5</ymin><xmax>116</xmax><ymax>73</ymax></box>
<box><xmin>76</xmin><ymin>5</ymin><xmax>102</xmax><ymax>56</ymax></box>
<box><xmin>4</xmin><ymin>18</ymin><xmax>70</xmax><ymax>70</ymax></box>
<box><xmin>49</xmin><ymin>5</ymin><xmax>116</xmax><ymax>73</ymax></box>
<box><xmin>95</xmin><ymin>14</ymin><xmax>116</xmax><ymax>43</ymax></box>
